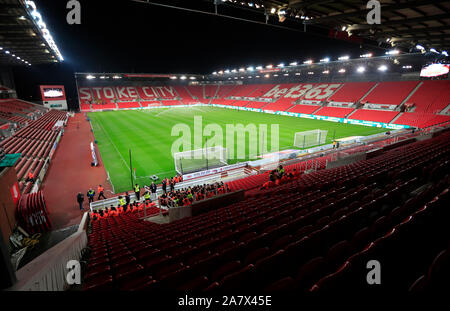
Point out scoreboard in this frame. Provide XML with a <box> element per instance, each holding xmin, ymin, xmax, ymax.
<box><xmin>40</xmin><ymin>85</ymin><xmax>68</xmax><ymax>110</ymax></box>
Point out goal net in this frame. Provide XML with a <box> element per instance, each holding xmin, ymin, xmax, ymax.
<box><xmin>174</xmin><ymin>146</ymin><xmax>228</xmax><ymax>174</ymax></box>
<box><xmin>294</xmin><ymin>129</ymin><xmax>328</xmax><ymax>149</ymax></box>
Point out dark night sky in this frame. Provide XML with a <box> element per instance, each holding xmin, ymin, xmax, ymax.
<box><xmin>11</xmin><ymin>0</ymin><xmax>369</xmax><ymax>108</ymax></box>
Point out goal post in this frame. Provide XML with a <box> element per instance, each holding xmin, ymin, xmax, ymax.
<box><xmin>294</xmin><ymin>129</ymin><xmax>328</xmax><ymax>149</ymax></box>
<box><xmin>173</xmin><ymin>146</ymin><xmax>228</xmax><ymax>174</ymax></box>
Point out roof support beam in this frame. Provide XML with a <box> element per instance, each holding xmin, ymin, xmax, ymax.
<box><xmin>303</xmin><ymin>0</ymin><xmax>449</xmax><ymax>24</ymax></box>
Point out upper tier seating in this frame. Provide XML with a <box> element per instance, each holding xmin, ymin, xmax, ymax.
<box><xmin>314</xmin><ymin>107</ymin><xmax>355</xmax><ymax>118</ymax></box>
<box><xmin>82</xmin><ymin>131</ymin><xmax>450</xmax><ymax>291</ymax></box>
<box><xmin>328</xmin><ymin>82</ymin><xmax>376</xmax><ymax>103</ymax></box>
<box><xmin>363</xmin><ymin>81</ymin><xmax>420</xmax><ymax>107</ymax></box>
<box><xmin>393</xmin><ymin>112</ymin><xmax>450</xmax><ymax>128</ymax></box>
<box><xmin>405</xmin><ymin>80</ymin><xmax>450</xmax><ymax>114</ymax></box>
<box><xmin>349</xmin><ymin>109</ymin><xmax>399</xmax><ymax>123</ymax></box>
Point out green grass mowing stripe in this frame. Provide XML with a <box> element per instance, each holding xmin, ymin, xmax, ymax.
<box><xmin>89</xmin><ymin>108</ymin><xmax>386</xmax><ymax>192</ymax></box>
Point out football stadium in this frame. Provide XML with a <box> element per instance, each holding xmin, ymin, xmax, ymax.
<box><xmin>0</xmin><ymin>0</ymin><xmax>449</xmax><ymax>301</ymax></box>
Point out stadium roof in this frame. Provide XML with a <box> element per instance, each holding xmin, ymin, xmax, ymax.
<box><xmin>266</xmin><ymin>0</ymin><xmax>450</xmax><ymax>52</ymax></box>
<box><xmin>157</xmin><ymin>0</ymin><xmax>449</xmax><ymax>53</ymax></box>
<box><xmin>0</xmin><ymin>0</ymin><xmax>64</xmax><ymax>66</ymax></box>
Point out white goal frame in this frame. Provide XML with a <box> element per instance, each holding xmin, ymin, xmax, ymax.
<box><xmin>173</xmin><ymin>146</ymin><xmax>228</xmax><ymax>174</ymax></box>
<box><xmin>294</xmin><ymin>129</ymin><xmax>328</xmax><ymax>149</ymax></box>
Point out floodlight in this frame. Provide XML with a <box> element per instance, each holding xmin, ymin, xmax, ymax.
<box><xmin>357</xmin><ymin>66</ymin><xmax>365</xmax><ymax>73</ymax></box>
<box><xmin>378</xmin><ymin>65</ymin><xmax>388</xmax><ymax>72</ymax></box>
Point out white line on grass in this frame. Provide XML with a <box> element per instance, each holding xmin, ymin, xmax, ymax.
<box><xmin>95</xmin><ymin>116</ymin><xmax>131</xmax><ymax>172</ymax></box>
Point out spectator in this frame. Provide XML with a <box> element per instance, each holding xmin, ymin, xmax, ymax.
<box><xmin>150</xmin><ymin>181</ymin><xmax>157</xmax><ymax>201</ymax></box>
<box><xmin>76</xmin><ymin>192</ymin><xmax>84</xmax><ymax>211</ymax></box>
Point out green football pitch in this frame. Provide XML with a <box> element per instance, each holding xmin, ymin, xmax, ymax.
<box><xmin>88</xmin><ymin>107</ymin><xmax>386</xmax><ymax>193</ymax></box>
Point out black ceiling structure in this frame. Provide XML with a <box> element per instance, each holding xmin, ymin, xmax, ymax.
<box><xmin>0</xmin><ymin>0</ymin><xmax>63</xmax><ymax>66</ymax></box>
<box><xmin>137</xmin><ymin>0</ymin><xmax>450</xmax><ymax>53</ymax></box>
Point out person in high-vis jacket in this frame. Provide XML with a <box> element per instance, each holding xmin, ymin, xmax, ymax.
<box><xmin>97</xmin><ymin>185</ymin><xmax>107</xmax><ymax>200</ymax></box>
<box><xmin>87</xmin><ymin>188</ymin><xmax>95</xmax><ymax>204</ymax></box>
<box><xmin>134</xmin><ymin>184</ymin><xmax>141</xmax><ymax>201</ymax></box>
<box><xmin>118</xmin><ymin>196</ymin><xmax>126</xmax><ymax>209</ymax></box>
<box><xmin>144</xmin><ymin>191</ymin><xmax>152</xmax><ymax>207</ymax></box>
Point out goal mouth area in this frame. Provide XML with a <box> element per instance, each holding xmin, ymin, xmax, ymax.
<box><xmin>173</xmin><ymin>146</ymin><xmax>228</xmax><ymax>175</ymax></box>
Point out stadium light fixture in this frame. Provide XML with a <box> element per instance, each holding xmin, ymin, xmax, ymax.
<box><xmin>386</xmin><ymin>50</ymin><xmax>400</xmax><ymax>55</ymax></box>
<box><xmin>86</xmin><ymin>75</ymin><xmax>96</xmax><ymax>80</ymax></box>
<box><xmin>402</xmin><ymin>65</ymin><xmax>412</xmax><ymax>69</ymax></box>
<box><xmin>256</xmin><ymin>75</ymin><xmax>260</xmax><ymax>78</ymax></box>
<box><xmin>212</xmin><ymin>71</ymin><xmax>217</xmax><ymax>75</ymax></box>
<box><xmin>25</xmin><ymin>0</ymin><xmax>64</xmax><ymax>61</ymax></box>
<box><xmin>278</xmin><ymin>63</ymin><xmax>284</xmax><ymax>68</ymax></box>
<box><xmin>338</xmin><ymin>68</ymin><xmax>346</xmax><ymax>73</ymax></box>
<box><xmin>273</xmin><ymin>74</ymin><xmax>279</xmax><ymax>77</ymax></box>
<box><xmin>442</xmin><ymin>51</ymin><xmax>449</xmax><ymax>57</ymax></box>
<box><xmin>304</xmin><ymin>60</ymin><xmax>313</xmax><ymax>64</ymax></box>
<box><xmin>320</xmin><ymin>58</ymin><xmax>330</xmax><ymax>63</ymax></box>
<box><xmin>416</xmin><ymin>44</ymin><xmax>425</xmax><ymax>51</ymax></box>
<box><xmin>256</xmin><ymin>66</ymin><xmax>263</xmax><ymax>70</ymax></box>
<box><xmin>218</xmin><ymin>70</ymin><xmax>224</xmax><ymax>75</ymax></box>
<box><xmin>112</xmin><ymin>75</ymin><xmax>122</xmax><ymax>79</ymax></box>
<box><xmin>170</xmin><ymin>76</ymin><xmax>177</xmax><ymax>80</ymax></box>
<box><xmin>284</xmin><ymin>73</ymin><xmax>289</xmax><ymax>76</ymax></box>
<box><xmin>307</xmin><ymin>72</ymin><xmax>314</xmax><ymax>75</ymax></box>
<box><xmin>5</xmin><ymin>51</ymin><xmax>10</xmax><ymax>54</ymax></box>
<box><xmin>430</xmin><ymin>48</ymin><xmax>439</xmax><ymax>54</ymax></box>
<box><xmin>225</xmin><ymin>69</ymin><xmax>230</xmax><ymax>73</ymax></box>
<box><xmin>270</xmin><ymin>8</ymin><xmax>276</xmax><ymax>14</ymax></box>
<box><xmin>231</xmin><ymin>69</ymin><xmax>237</xmax><ymax>73</ymax></box>
<box><xmin>289</xmin><ymin>62</ymin><xmax>298</xmax><ymax>66</ymax></box>
<box><xmin>180</xmin><ymin>76</ymin><xmax>187</xmax><ymax>80</ymax></box>
<box><xmin>357</xmin><ymin>66</ymin><xmax>366</xmax><ymax>73</ymax></box>
<box><xmin>190</xmin><ymin>77</ymin><xmax>196</xmax><ymax>80</ymax></box>
<box><xmin>264</xmin><ymin>74</ymin><xmax>270</xmax><ymax>78</ymax></box>
<box><xmin>295</xmin><ymin>72</ymin><xmax>301</xmax><ymax>76</ymax></box>
<box><xmin>338</xmin><ymin>56</ymin><xmax>350</xmax><ymax>61</ymax></box>
<box><xmin>360</xmin><ymin>53</ymin><xmax>372</xmax><ymax>58</ymax></box>
<box><xmin>266</xmin><ymin>65</ymin><xmax>273</xmax><ymax>69</ymax></box>
<box><xmin>239</xmin><ymin>68</ymin><xmax>245</xmax><ymax>72</ymax></box>
<box><xmin>247</xmin><ymin>66</ymin><xmax>254</xmax><ymax>71</ymax></box>
<box><xmin>378</xmin><ymin>65</ymin><xmax>388</xmax><ymax>72</ymax></box>
<box><xmin>322</xmin><ymin>70</ymin><xmax>330</xmax><ymax>74</ymax></box>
